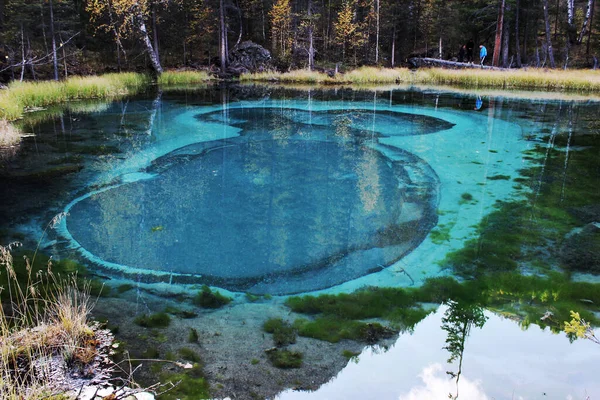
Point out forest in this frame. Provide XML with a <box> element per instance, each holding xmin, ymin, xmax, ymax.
<box><xmin>0</xmin><ymin>0</ymin><xmax>598</xmax><ymax>80</ymax></box>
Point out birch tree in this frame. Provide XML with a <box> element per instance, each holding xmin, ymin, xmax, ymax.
<box><xmin>87</xmin><ymin>0</ymin><xmax>163</xmax><ymax>74</ymax></box>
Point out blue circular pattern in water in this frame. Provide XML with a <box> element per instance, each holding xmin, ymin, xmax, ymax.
<box><xmin>66</xmin><ymin>107</ymin><xmax>448</xmax><ymax>294</ymax></box>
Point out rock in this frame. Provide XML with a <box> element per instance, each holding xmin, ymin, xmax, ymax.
<box><xmin>560</xmin><ymin>223</ymin><xmax>600</xmax><ymax>273</ymax></box>
<box><xmin>227</xmin><ymin>41</ymin><xmax>272</xmax><ymax>76</ymax></box>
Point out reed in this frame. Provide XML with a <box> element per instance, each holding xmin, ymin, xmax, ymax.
<box><xmin>157</xmin><ymin>70</ymin><xmax>214</xmax><ymax>85</ymax></box>
<box><xmin>240</xmin><ymin>69</ymin><xmax>335</xmax><ymax>83</ymax></box>
<box><xmin>337</xmin><ymin>67</ymin><xmax>412</xmax><ymax>84</ymax></box>
<box><xmin>0</xmin><ymin>72</ymin><xmax>150</xmax><ymax>121</ymax></box>
<box><xmin>241</xmin><ymin>66</ymin><xmax>600</xmax><ymax>92</ymax></box>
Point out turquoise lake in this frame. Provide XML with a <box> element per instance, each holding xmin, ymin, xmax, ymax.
<box><xmin>0</xmin><ymin>85</ymin><xmax>598</xmax><ymax>399</ymax></box>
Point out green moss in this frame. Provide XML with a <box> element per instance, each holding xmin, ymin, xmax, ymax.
<box><xmin>263</xmin><ymin>318</ymin><xmax>297</xmax><ymax>346</ymax></box>
<box><xmin>178</xmin><ymin>348</ymin><xmax>202</xmax><ymax>363</ymax></box>
<box><xmin>188</xmin><ymin>328</ymin><xmax>199</xmax><ymax>343</ymax></box>
<box><xmin>251</xmin><ymin>358</ymin><xmax>260</xmax><ymax>365</ymax></box>
<box><xmin>141</xmin><ymin>347</ymin><xmax>160</xmax><ymax>359</ymax></box>
<box><xmin>194</xmin><ymin>285</ymin><xmax>232</xmax><ymax>309</ymax></box>
<box><xmin>159</xmin><ymin>365</ymin><xmax>210</xmax><ymax>400</ymax></box>
<box><xmin>266</xmin><ymin>349</ymin><xmax>303</xmax><ymax>369</ymax></box>
<box><xmin>134</xmin><ymin>312</ymin><xmax>171</xmax><ymax>328</ymax></box>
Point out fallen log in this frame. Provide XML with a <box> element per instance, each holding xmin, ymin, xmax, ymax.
<box><xmin>409</xmin><ymin>57</ymin><xmax>508</xmax><ymax>71</ymax></box>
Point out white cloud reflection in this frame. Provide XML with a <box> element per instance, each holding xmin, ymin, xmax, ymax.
<box><xmin>398</xmin><ymin>363</ymin><xmax>490</xmax><ymax>400</ymax></box>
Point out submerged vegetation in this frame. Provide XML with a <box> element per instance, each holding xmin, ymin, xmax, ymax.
<box><xmin>194</xmin><ymin>285</ymin><xmax>232</xmax><ymax>309</ymax></box>
<box><xmin>286</xmin><ymin>271</ymin><xmax>600</xmax><ymax>342</ymax></box>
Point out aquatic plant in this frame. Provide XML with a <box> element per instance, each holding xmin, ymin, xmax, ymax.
<box><xmin>263</xmin><ymin>318</ymin><xmax>297</xmax><ymax>346</ymax></box>
<box><xmin>194</xmin><ymin>285</ymin><xmax>232</xmax><ymax>309</ymax></box>
<box><xmin>178</xmin><ymin>347</ymin><xmax>202</xmax><ymax>363</ymax></box>
<box><xmin>266</xmin><ymin>349</ymin><xmax>303</xmax><ymax>369</ymax></box>
<box><xmin>134</xmin><ymin>312</ymin><xmax>171</xmax><ymax>328</ymax></box>
<box><xmin>293</xmin><ymin>317</ymin><xmax>396</xmax><ymax>343</ymax></box>
<box><xmin>188</xmin><ymin>328</ymin><xmax>199</xmax><ymax>343</ymax></box>
<box><xmin>159</xmin><ymin>364</ymin><xmax>210</xmax><ymax>400</ymax></box>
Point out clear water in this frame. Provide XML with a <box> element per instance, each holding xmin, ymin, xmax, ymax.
<box><xmin>1</xmin><ymin>86</ymin><xmax>599</xmax><ymax>399</ymax></box>
<box><xmin>65</xmin><ymin>107</ymin><xmax>449</xmax><ymax>294</ymax></box>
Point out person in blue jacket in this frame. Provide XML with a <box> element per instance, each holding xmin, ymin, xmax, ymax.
<box><xmin>479</xmin><ymin>45</ymin><xmax>487</xmax><ymax>66</ymax></box>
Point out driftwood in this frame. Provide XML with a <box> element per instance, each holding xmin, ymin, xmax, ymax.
<box><xmin>409</xmin><ymin>57</ymin><xmax>508</xmax><ymax>71</ymax></box>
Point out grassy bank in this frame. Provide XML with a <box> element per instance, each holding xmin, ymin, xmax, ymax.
<box><xmin>0</xmin><ymin>73</ymin><xmax>151</xmax><ymax>121</ymax></box>
<box><xmin>241</xmin><ymin>66</ymin><xmax>600</xmax><ymax>91</ymax></box>
<box><xmin>157</xmin><ymin>70</ymin><xmax>214</xmax><ymax>85</ymax></box>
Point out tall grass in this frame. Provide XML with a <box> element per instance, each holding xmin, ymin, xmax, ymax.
<box><xmin>0</xmin><ymin>72</ymin><xmax>150</xmax><ymax>121</ymax></box>
<box><xmin>157</xmin><ymin>70</ymin><xmax>214</xmax><ymax>85</ymax></box>
<box><xmin>241</xmin><ymin>67</ymin><xmax>600</xmax><ymax>92</ymax></box>
<box><xmin>0</xmin><ymin>212</ymin><xmax>101</xmax><ymax>399</ymax></box>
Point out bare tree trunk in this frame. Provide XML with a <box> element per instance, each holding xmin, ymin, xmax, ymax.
<box><xmin>375</xmin><ymin>0</ymin><xmax>379</xmax><ymax>63</ymax></box>
<box><xmin>502</xmin><ymin>5</ymin><xmax>510</xmax><ymax>67</ymax></box>
<box><xmin>439</xmin><ymin>37</ymin><xmax>442</xmax><ymax>59</ymax></box>
<box><xmin>578</xmin><ymin>0</ymin><xmax>595</xmax><ymax>44</ymax></box>
<box><xmin>61</xmin><ymin>34</ymin><xmax>68</xmax><ymax>78</ymax></box>
<box><xmin>543</xmin><ymin>0</ymin><xmax>556</xmax><ymax>68</ymax></box>
<box><xmin>587</xmin><ymin>0</ymin><xmax>595</xmax><ymax>54</ymax></box>
<box><xmin>133</xmin><ymin>7</ymin><xmax>163</xmax><ymax>74</ymax></box>
<box><xmin>26</xmin><ymin>35</ymin><xmax>36</xmax><ymax>80</ymax></box>
<box><xmin>20</xmin><ymin>24</ymin><xmax>25</xmax><ymax>82</ymax></box>
<box><xmin>391</xmin><ymin>26</ymin><xmax>396</xmax><ymax>67</ymax></box>
<box><xmin>308</xmin><ymin>0</ymin><xmax>315</xmax><ymax>70</ymax></box>
<box><xmin>219</xmin><ymin>0</ymin><xmax>227</xmax><ymax>72</ymax></box>
<box><xmin>152</xmin><ymin>3</ymin><xmax>161</xmax><ymax>66</ymax></box>
<box><xmin>523</xmin><ymin>5</ymin><xmax>529</xmax><ymax>63</ymax></box>
<box><xmin>49</xmin><ymin>0</ymin><xmax>59</xmax><ymax>80</ymax></box>
<box><xmin>40</xmin><ymin>0</ymin><xmax>49</xmax><ymax>55</ymax></box>
<box><xmin>492</xmin><ymin>0</ymin><xmax>505</xmax><ymax>67</ymax></box>
<box><xmin>515</xmin><ymin>0</ymin><xmax>522</xmax><ymax>67</ymax></box>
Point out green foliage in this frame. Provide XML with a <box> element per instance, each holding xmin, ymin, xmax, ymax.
<box><xmin>266</xmin><ymin>349</ymin><xmax>303</xmax><ymax>369</ymax></box>
<box><xmin>134</xmin><ymin>312</ymin><xmax>171</xmax><ymax>328</ymax></box>
<box><xmin>263</xmin><ymin>318</ymin><xmax>297</xmax><ymax>346</ymax></box>
<box><xmin>194</xmin><ymin>286</ymin><xmax>232</xmax><ymax>309</ymax></box>
<box><xmin>250</xmin><ymin>358</ymin><xmax>260</xmax><ymax>365</ymax></box>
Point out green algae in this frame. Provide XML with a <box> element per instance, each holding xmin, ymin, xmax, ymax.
<box><xmin>266</xmin><ymin>349</ymin><xmax>303</xmax><ymax>369</ymax></box>
<box><xmin>194</xmin><ymin>285</ymin><xmax>232</xmax><ymax>309</ymax></box>
<box><xmin>134</xmin><ymin>312</ymin><xmax>171</xmax><ymax>328</ymax></box>
<box><xmin>263</xmin><ymin>318</ymin><xmax>297</xmax><ymax>347</ymax></box>
<box><xmin>159</xmin><ymin>365</ymin><xmax>210</xmax><ymax>400</ymax></box>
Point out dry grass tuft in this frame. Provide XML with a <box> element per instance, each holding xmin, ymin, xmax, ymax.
<box><xmin>0</xmin><ymin>241</ymin><xmax>99</xmax><ymax>399</ymax></box>
<box><xmin>0</xmin><ymin>119</ymin><xmax>22</xmax><ymax>148</ymax></box>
